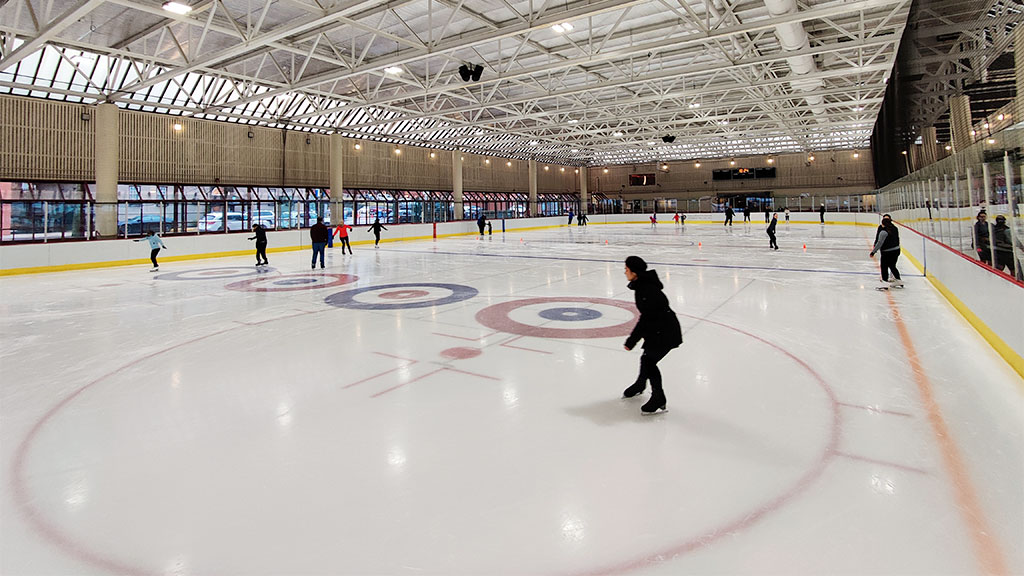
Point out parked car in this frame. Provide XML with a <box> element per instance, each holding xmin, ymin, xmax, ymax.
<box><xmin>199</xmin><ymin>212</ymin><xmax>245</xmax><ymax>232</ymax></box>
<box><xmin>118</xmin><ymin>214</ymin><xmax>174</xmax><ymax>235</ymax></box>
<box><xmin>253</xmin><ymin>210</ymin><xmax>276</xmax><ymax>229</ymax></box>
<box><xmin>357</xmin><ymin>206</ymin><xmax>392</xmax><ymax>224</ymax></box>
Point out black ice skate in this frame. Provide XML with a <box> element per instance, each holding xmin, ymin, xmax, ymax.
<box><xmin>641</xmin><ymin>393</ymin><xmax>667</xmax><ymax>415</ymax></box>
<box><xmin>622</xmin><ymin>382</ymin><xmax>646</xmax><ymax>398</ymax></box>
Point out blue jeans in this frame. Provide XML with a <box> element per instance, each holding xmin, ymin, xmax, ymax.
<box><xmin>311</xmin><ymin>242</ymin><xmax>326</xmax><ymax>267</ymax></box>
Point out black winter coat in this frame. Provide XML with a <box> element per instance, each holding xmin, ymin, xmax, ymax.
<box><xmin>625</xmin><ymin>270</ymin><xmax>683</xmax><ymax>351</ymax></box>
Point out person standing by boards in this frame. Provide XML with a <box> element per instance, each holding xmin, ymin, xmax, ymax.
<box><xmin>767</xmin><ymin>213</ymin><xmax>778</xmax><ymax>250</ymax></box>
<box><xmin>310</xmin><ymin>217</ymin><xmax>329</xmax><ymax>269</ymax></box>
<box><xmin>621</xmin><ymin>256</ymin><xmax>683</xmax><ymax>415</ymax></box>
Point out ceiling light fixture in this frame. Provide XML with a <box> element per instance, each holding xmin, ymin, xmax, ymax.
<box><xmin>384</xmin><ymin>66</ymin><xmax>403</xmax><ymax>75</ymax></box>
<box><xmin>567</xmin><ymin>119</ymin><xmax>579</xmax><ymax>124</ymax></box>
<box><xmin>162</xmin><ymin>1</ymin><xmax>192</xmax><ymax>14</ymax></box>
<box><xmin>612</xmin><ymin>131</ymin><xmax>623</xmax><ymax>137</ymax></box>
<box><xmin>944</xmin><ymin>145</ymin><xmax>952</xmax><ymax>151</ymax></box>
<box><xmin>551</xmin><ymin>22</ymin><xmax>574</xmax><ymax>33</ymax></box>
<box><xmin>987</xmin><ymin>138</ymin><xmax>996</xmax><ymax>144</ymax></box>
<box><xmin>997</xmin><ymin>113</ymin><xmax>1006</xmax><ymax>121</ymax></box>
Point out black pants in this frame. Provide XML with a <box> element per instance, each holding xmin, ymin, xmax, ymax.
<box><xmin>478</xmin><ymin>224</ymin><xmax>485</xmax><ymax>235</ymax></box>
<box><xmin>373</xmin><ymin>232</ymin><xmax>381</xmax><ymax>246</ymax></box>
<box><xmin>339</xmin><ymin>236</ymin><xmax>352</xmax><ymax>253</ymax></box>
<box><xmin>768</xmin><ymin>231</ymin><xmax>777</xmax><ymax>249</ymax></box>
<box><xmin>724</xmin><ymin>215</ymin><xmax>732</xmax><ymax>226</ymax></box>
<box><xmin>978</xmin><ymin>249</ymin><xmax>991</xmax><ymax>264</ymax></box>
<box><xmin>150</xmin><ymin>248</ymin><xmax>160</xmax><ymax>267</ymax></box>
<box><xmin>880</xmin><ymin>250</ymin><xmax>901</xmax><ymax>281</ymax></box>
<box><xmin>635</xmin><ymin>347</ymin><xmax>671</xmax><ymax>396</ymax></box>
<box><xmin>255</xmin><ymin>241</ymin><xmax>268</xmax><ymax>264</ymax></box>
<box><xmin>994</xmin><ymin>250</ymin><xmax>1016</xmax><ymax>275</ymax></box>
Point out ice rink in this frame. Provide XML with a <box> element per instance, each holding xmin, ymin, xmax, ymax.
<box><xmin>1</xmin><ymin>221</ymin><xmax>1022</xmax><ymax>576</ymax></box>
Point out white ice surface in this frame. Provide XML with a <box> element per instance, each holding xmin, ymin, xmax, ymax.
<box><xmin>1</xmin><ymin>223</ymin><xmax>1021</xmax><ymax>576</ymax></box>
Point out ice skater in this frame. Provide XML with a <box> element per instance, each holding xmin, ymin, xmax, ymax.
<box><xmin>869</xmin><ymin>214</ymin><xmax>903</xmax><ymax>289</ymax></box>
<box><xmin>724</xmin><ymin>205</ymin><xmax>734</xmax><ymax>226</ymax></box>
<box><xmin>567</xmin><ymin>210</ymin><xmax>574</xmax><ymax>226</ymax></box>
<box><xmin>819</xmin><ymin>203</ymin><xmax>826</xmax><ymax>223</ymax></box>
<box><xmin>621</xmin><ymin>256</ymin><xmax>683</xmax><ymax>415</ymax></box>
<box><xmin>333</xmin><ymin>222</ymin><xmax>354</xmax><ymax>254</ymax></box>
<box><xmin>248</xmin><ymin>223</ymin><xmax>269</xmax><ymax>266</ymax></box>
<box><xmin>477</xmin><ymin>214</ymin><xmax>487</xmax><ymax>236</ymax></box>
<box><xmin>673</xmin><ymin>212</ymin><xmax>680</xmax><ymax>226</ymax></box>
<box><xmin>764</xmin><ymin>208</ymin><xmax>770</xmax><ymax>223</ymax></box>
<box><xmin>742</xmin><ymin>206</ymin><xmax>750</xmax><ymax>222</ymax></box>
<box><xmin>579</xmin><ymin>213</ymin><xmax>588</xmax><ymax>226</ymax></box>
<box><xmin>650</xmin><ymin>213</ymin><xmax>657</xmax><ymax>229</ymax></box>
<box><xmin>310</xmin><ymin>217</ymin><xmax>329</xmax><ymax>269</ymax></box>
<box><xmin>767</xmin><ymin>213</ymin><xmax>778</xmax><ymax>250</ymax></box>
<box><xmin>784</xmin><ymin>207</ymin><xmax>790</xmax><ymax>223</ymax></box>
<box><xmin>368</xmin><ymin>217</ymin><xmax>387</xmax><ymax>248</ymax></box>
<box><xmin>134</xmin><ymin>230</ymin><xmax>167</xmax><ymax>272</ymax></box>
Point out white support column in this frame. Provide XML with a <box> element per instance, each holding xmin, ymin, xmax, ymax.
<box><xmin>579</xmin><ymin>167</ymin><xmax>588</xmax><ymax>214</ymax></box>
<box><xmin>528</xmin><ymin>159</ymin><xmax>538</xmax><ymax>217</ymax></box>
<box><xmin>453</xmin><ymin>150</ymin><xmax>464</xmax><ymax>220</ymax></box>
<box><xmin>329</xmin><ymin>133</ymin><xmax>344</xmax><ymax>225</ymax></box>
<box><xmin>95</xmin><ymin>103</ymin><xmax>119</xmax><ymax>237</ymax></box>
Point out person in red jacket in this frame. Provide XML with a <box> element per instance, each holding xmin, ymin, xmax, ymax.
<box><xmin>333</xmin><ymin>222</ymin><xmax>354</xmax><ymax>254</ymax></box>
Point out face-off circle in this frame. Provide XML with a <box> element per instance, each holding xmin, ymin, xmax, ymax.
<box><xmin>155</xmin><ymin>267</ymin><xmax>262</xmax><ymax>281</ymax></box>
<box><xmin>225</xmin><ymin>273</ymin><xmax>358</xmax><ymax>293</ymax></box>
<box><xmin>476</xmin><ymin>297</ymin><xmax>638</xmax><ymax>339</ymax></box>
<box><xmin>324</xmin><ymin>283</ymin><xmax>478</xmax><ymax>310</ymax></box>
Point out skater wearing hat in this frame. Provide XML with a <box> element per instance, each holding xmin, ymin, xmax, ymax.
<box><xmin>621</xmin><ymin>256</ymin><xmax>683</xmax><ymax>415</ymax></box>
<box><xmin>870</xmin><ymin>214</ymin><xmax>903</xmax><ymax>289</ymax></box>
<box><xmin>993</xmin><ymin>214</ymin><xmax>1016</xmax><ymax>275</ymax></box>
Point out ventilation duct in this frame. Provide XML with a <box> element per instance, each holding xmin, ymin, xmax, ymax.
<box><xmin>764</xmin><ymin>0</ymin><xmax>827</xmax><ymax>120</ymax></box>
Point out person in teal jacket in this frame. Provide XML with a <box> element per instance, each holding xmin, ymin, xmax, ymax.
<box><xmin>134</xmin><ymin>230</ymin><xmax>167</xmax><ymax>271</ymax></box>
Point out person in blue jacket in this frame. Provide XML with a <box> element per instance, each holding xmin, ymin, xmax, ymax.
<box><xmin>133</xmin><ymin>230</ymin><xmax>167</xmax><ymax>271</ymax></box>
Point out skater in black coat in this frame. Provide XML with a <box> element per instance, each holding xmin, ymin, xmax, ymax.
<box><xmin>368</xmin><ymin>218</ymin><xmax>388</xmax><ymax>248</ymax></box>
<box><xmin>621</xmin><ymin>256</ymin><xmax>683</xmax><ymax>415</ymax></box>
<box><xmin>248</xmin><ymin>224</ymin><xmax>269</xmax><ymax>266</ymax></box>
<box><xmin>767</xmin><ymin>213</ymin><xmax>778</xmax><ymax>250</ymax></box>
<box><xmin>870</xmin><ymin>214</ymin><xmax>903</xmax><ymax>288</ymax></box>
<box><xmin>724</xmin><ymin>205</ymin><xmax>734</xmax><ymax>226</ymax></box>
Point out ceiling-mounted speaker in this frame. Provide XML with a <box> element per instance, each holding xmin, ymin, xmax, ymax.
<box><xmin>471</xmin><ymin>64</ymin><xmax>483</xmax><ymax>81</ymax></box>
<box><xmin>458</xmin><ymin>64</ymin><xmax>472</xmax><ymax>81</ymax></box>
<box><xmin>662</xmin><ymin>135</ymin><xmax>676</xmax><ymax>143</ymax></box>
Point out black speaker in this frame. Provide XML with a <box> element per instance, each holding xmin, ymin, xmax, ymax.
<box><xmin>458</xmin><ymin>65</ymin><xmax>472</xmax><ymax>82</ymax></box>
<box><xmin>471</xmin><ymin>64</ymin><xmax>483</xmax><ymax>81</ymax></box>
<box><xmin>662</xmin><ymin>135</ymin><xmax>675</xmax><ymax>143</ymax></box>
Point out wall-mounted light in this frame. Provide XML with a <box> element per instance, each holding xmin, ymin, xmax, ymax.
<box><xmin>354</xmin><ymin>143</ymin><xmax>361</xmax><ymax>150</ymax></box>
<box><xmin>394</xmin><ymin>147</ymin><xmax>401</xmax><ymax>155</ymax></box>
<box><xmin>852</xmin><ymin>152</ymin><xmax>860</xmax><ymax>159</ymax></box>
<box><xmin>485</xmin><ymin>158</ymin><xmax>490</xmax><ymax>164</ymax></box>
<box><xmin>172</xmin><ymin>122</ymin><xmax>183</xmax><ymax>132</ymax></box>
<box><xmin>808</xmin><ymin>154</ymin><xmax>815</xmax><ymax>161</ymax></box>
<box><xmin>983</xmin><ymin>122</ymin><xmax>990</xmax><ymax>129</ymax></box>
<box><xmin>560</xmin><ymin>167</ymin><xmax>565</xmax><ymax>172</ymax></box>
<box><xmin>544</xmin><ymin>166</ymin><xmax>550</xmax><ymax>171</ymax></box>
<box><xmin>729</xmin><ymin>159</ymin><xmax>736</xmax><ymax>166</ymax></box>
<box><xmin>574</xmin><ymin>168</ymin><xmax>579</xmax><ymax>173</ymax></box>
<box><xmin>80</xmin><ymin>110</ymin><xmax>91</xmax><ymax>121</ymax></box>
<box><xmin>694</xmin><ymin>162</ymin><xmax>701</xmax><ymax>168</ymax></box>
<box><xmin>970</xmin><ymin>130</ymin><xmax>977</xmax><ymax>136</ymax></box>
<box><xmin>987</xmin><ymin>138</ymin><xmax>996</xmax><ymax>144</ymax></box>
<box><xmin>660</xmin><ymin>164</ymin><xmax>668</xmax><ymax>171</ymax></box>
<box><xmin>945</xmin><ymin>145</ymin><xmax>952</xmax><ymax>151</ymax></box>
<box><xmin>429</xmin><ymin>152</ymin><xmax>436</xmax><ymax>158</ymax></box>
<box><xmin>767</xmin><ymin>157</ymin><xmax>774</xmax><ymax>164</ymax></box>
<box><xmin>901</xmin><ymin>150</ymin><xmax>907</xmax><ymax>155</ymax></box>
<box><xmin>305</xmin><ymin>137</ymin><xmax>311</xmax><ymax>145</ymax></box>
<box><xmin>247</xmin><ymin>130</ymin><xmax>254</xmax><ymax>139</ymax></box>
<box><xmin>603</xmin><ymin>168</ymin><xmax>609</xmax><ymax>173</ymax></box>
<box><xmin>507</xmin><ymin>161</ymin><xmax>513</xmax><ymax>167</ymax></box>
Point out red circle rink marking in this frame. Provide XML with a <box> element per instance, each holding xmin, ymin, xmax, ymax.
<box><xmin>10</xmin><ymin>315</ymin><xmax>840</xmax><ymax>576</ymax></box>
<box><xmin>476</xmin><ymin>297</ymin><xmax>638</xmax><ymax>339</ymax></box>
<box><xmin>378</xmin><ymin>289</ymin><xmax>430</xmax><ymax>300</ymax></box>
<box><xmin>440</xmin><ymin>347</ymin><xmax>483</xmax><ymax>360</ymax></box>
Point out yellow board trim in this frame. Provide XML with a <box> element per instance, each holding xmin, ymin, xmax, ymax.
<box><xmin>901</xmin><ymin>249</ymin><xmax>1024</xmax><ymax>380</ymax></box>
